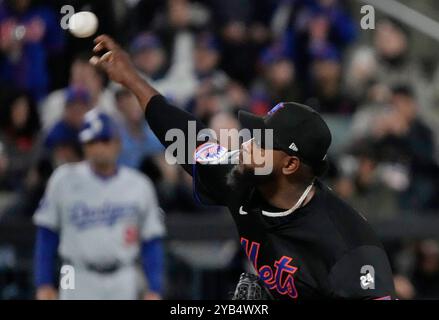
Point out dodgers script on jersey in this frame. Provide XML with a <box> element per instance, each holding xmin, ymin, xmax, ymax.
<box><xmin>33</xmin><ymin>162</ymin><xmax>165</xmax><ymax>267</ymax></box>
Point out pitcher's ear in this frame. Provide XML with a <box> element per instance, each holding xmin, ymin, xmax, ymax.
<box><xmin>282</xmin><ymin>156</ymin><xmax>300</xmax><ymax>176</ymax></box>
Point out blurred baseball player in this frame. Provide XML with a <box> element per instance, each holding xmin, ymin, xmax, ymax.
<box><xmin>34</xmin><ymin>111</ymin><xmax>165</xmax><ymax>300</ymax></box>
<box><xmin>90</xmin><ymin>35</ymin><xmax>395</xmax><ymax>299</ymax></box>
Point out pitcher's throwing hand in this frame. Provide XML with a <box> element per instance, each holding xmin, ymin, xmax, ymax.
<box><xmin>90</xmin><ymin>35</ymin><xmax>158</xmax><ymax>108</ymax></box>
<box><xmin>90</xmin><ymin>35</ymin><xmax>136</xmax><ymax>85</ymax></box>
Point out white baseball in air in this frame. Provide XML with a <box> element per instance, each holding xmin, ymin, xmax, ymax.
<box><xmin>69</xmin><ymin>11</ymin><xmax>98</xmax><ymax>38</ymax></box>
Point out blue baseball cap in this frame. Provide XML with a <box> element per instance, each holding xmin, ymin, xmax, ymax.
<box><xmin>196</xmin><ymin>33</ymin><xmax>220</xmax><ymax>52</ymax></box>
<box><xmin>260</xmin><ymin>42</ymin><xmax>289</xmax><ymax>66</ymax></box>
<box><xmin>79</xmin><ymin>110</ymin><xmax>118</xmax><ymax>143</ymax></box>
<box><xmin>130</xmin><ymin>32</ymin><xmax>162</xmax><ymax>54</ymax></box>
<box><xmin>66</xmin><ymin>87</ymin><xmax>91</xmax><ymax>105</ymax></box>
<box><xmin>310</xmin><ymin>43</ymin><xmax>340</xmax><ymax>62</ymax></box>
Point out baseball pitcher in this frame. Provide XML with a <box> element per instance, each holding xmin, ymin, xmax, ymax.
<box><xmin>89</xmin><ymin>35</ymin><xmax>395</xmax><ymax>300</ymax></box>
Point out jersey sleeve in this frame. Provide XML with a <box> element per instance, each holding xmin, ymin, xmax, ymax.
<box><xmin>140</xmin><ymin>177</ymin><xmax>166</xmax><ymax>241</ymax></box>
<box><xmin>192</xmin><ymin>144</ymin><xmax>236</xmax><ymax>206</ymax></box>
<box><xmin>327</xmin><ymin>245</ymin><xmax>396</xmax><ymax>300</ymax></box>
<box><xmin>32</xmin><ymin>166</ymin><xmax>66</xmax><ymax>231</ymax></box>
<box><xmin>145</xmin><ymin>95</ymin><xmax>211</xmax><ymax>176</ymax></box>
<box><xmin>145</xmin><ymin>95</ymin><xmax>234</xmax><ymax>206</ymax></box>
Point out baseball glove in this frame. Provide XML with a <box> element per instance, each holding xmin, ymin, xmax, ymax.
<box><xmin>232</xmin><ymin>272</ymin><xmax>273</xmax><ymax>300</ymax></box>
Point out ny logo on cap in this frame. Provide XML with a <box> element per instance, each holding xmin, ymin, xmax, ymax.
<box><xmin>289</xmin><ymin>142</ymin><xmax>299</xmax><ymax>152</ymax></box>
<box><xmin>268</xmin><ymin>103</ymin><xmax>285</xmax><ymax>115</ymax></box>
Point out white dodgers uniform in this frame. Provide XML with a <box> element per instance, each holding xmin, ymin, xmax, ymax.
<box><xmin>33</xmin><ymin>161</ymin><xmax>165</xmax><ymax>299</ymax></box>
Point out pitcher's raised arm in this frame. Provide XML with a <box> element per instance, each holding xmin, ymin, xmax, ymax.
<box><xmin>90</xmin><ymin>35</ymin><xmax>218</xmax><ymax>176</ymax></box>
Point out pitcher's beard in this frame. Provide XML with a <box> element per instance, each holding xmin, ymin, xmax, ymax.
<box><xmin>226</xmin><ymin>164</ymin><xmax>274</xmax><ymax>192</ymax></box>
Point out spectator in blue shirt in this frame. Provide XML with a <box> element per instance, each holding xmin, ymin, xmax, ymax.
<box><xmin>115</xmin><ymin>88</ymin><xmax>163</xmax><ymax>169</ymax></box>
<box><xmin>0</xmin><ymin>0</ymin><xmax>64</xmax><ymax>101</ymax></box>
<box><xmin>44</xmin><ymin>87</ymin><xmax>91</xmax><ymax>152</ymax></box>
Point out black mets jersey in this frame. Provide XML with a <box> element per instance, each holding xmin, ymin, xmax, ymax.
<box><xmin>145</xmin><ymin>95</ymin><xmax>396</xmax><ymax>300</ymax></box>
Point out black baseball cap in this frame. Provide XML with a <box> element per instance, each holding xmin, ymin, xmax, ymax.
<box><xmin>238</xmin><ymin>102</ymin><xmax>332</xmax><ymax>176</ymax></box>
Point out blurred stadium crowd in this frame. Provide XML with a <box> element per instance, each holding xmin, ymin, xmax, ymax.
<box><xmin>1</xmin><ymin>0</ymin><xmax>439</xmax><ymax>299</ymax></box>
